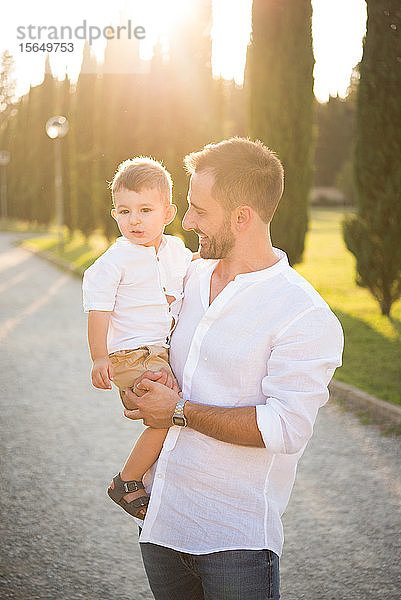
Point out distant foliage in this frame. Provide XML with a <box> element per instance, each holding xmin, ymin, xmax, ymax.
<box><xmin>0</xmin><ymin>50</ymin><xmax>15</xmax><ymax>113</ymax></box>
<box><xmin>1</xmin><ymin>0</ymin><xmax>318</xmax><ymax>264</ymax></box>
<box><xmin>246</xmin><ymin>0</ymin><xmax>314</xmax><ymax>264</ymax></box>
<box><xmin>0</xmin><ymin>0</ymin><xmax>238</xmax><ymax>248</ymax></box>
<box><xmin>343</xmin><ymin>0</ymin><xmax>401</xmax><ymax>316</ymax></box>
<box><xmin>314</xmin><ymin>94</ymin><xmax>355</xmax><ymax>188</ymax></box>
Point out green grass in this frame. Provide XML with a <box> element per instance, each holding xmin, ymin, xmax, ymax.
<box><xmin>296</xmin><ymin>208</ymin><xmax>401</xmax><ymax>405</ymax></box>
<box><xmin>21</xmin><ymin>229</ymin><xmax>109</xmax><ymax>273</ymax></box>
<box><xmin>15</xmin><ymin>209</ymin><xmax>401</xmax><ymax>406</ymax></box>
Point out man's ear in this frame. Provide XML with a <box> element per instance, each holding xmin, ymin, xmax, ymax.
<box><xmin>165</xmin><ymin>203</ymin><xmax>177</xmax><ymax>226</ymax></box>
<box><xmin>233</xmin><ymin>205</ymin><xmax>252</xmax><ymax>230</ymax></box>
<box><xmin>111</xmin><ymin>208</ymin><xmax>117</xmax><ymax>221</ymax></box>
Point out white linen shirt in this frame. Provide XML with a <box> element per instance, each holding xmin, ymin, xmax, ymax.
<box><xmin>139</xmin><ymin>248</ymin><xmax>344</xmax><ymax>557</ymax></box>
<box><xmin>82</xmin><ymin>235</ymin><xmax>192</xmax><ymax>353</ymax></box>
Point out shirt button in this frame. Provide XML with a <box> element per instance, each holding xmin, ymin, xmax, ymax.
<box><xmin>204</xmin><ymin>356</ymin><xmax>208</xmax><ymax>361</ymax></box>
<box><xmin>157</xmin><ymin>473</ymin><xmax>163</xmax><ymax>479</ymax></box>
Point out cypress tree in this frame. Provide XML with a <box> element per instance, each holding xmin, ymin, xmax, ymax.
<box><xmin>314</xmin><ymin>94</ymin><xmax>355</xmax><ymax>187</ymax></box>
<box><xmin>72</xmin><ymin>43</ymin><xmax>98</xmax><ymax>238</ymax></box>
<box><xmin>94</xmin><ymin>71</ymin><xmax>120</xmax><ymax>241</ymax></box>
<box><xmin>166</xmin><ymin>0</ymin><xmax>217</xmax><ymax>248</ymax></box>
<box><xmin>0</xmin><ymin>50</ymin><xmax>15</xmax><ymax>113</ymax></box>
<box><xmin>245</xmin><ymin>0</ymin><xmax>314</xmax><ymax>264</ymax></box>
<box><xmin>36</xmin><ymin>55</ymin><xmax>56</xmax><ymax>225</ymax></box>
<box><xmin>343</xmin><ymin>0</ymin><xmax>401</xmax><ymax>316</ymax></box>
<box><xmin>57</xmin><ymin>73</ymin><xmax>74</xmax><ymax>236</ymax></box>
<box><xmin>6</xmin><ymin>96</ymin><xmax>28</xmax><ymax>221</ymax></box>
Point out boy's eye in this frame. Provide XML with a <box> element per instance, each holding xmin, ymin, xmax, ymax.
<box><xmin>141</xmin><ymin>208</ymin><xmax>152</xmax><ymax>213</ymax></box>
<box><xmin>119</xmin><ymin>209</ymin><xmax>129</xmax><ymax>214</ymax></box>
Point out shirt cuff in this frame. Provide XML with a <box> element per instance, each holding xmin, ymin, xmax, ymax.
<box><xmin>83</xmin><ymin>304</ymin><xmax>114</xmax><ymax>313</ymax></box>
<box><xmin>256</xmin><ymin>403</ymin><xmax>285</xmax><ymax>454</ymax></box>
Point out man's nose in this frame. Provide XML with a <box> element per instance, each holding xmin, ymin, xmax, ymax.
<box><xmin>182</xmin><ymin>209</ymin><xmax>194</xmax><ymax>231</ymax></box>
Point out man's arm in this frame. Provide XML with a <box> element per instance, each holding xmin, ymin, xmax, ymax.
<box><xmin>184</xmin><ymin>402</ymin><xmax>264</xmax><ymax>447</ymax></box>
<box><xmin>87</xmin><ymin>310</ymin><xmax>114</xmax><ymax>389</ymax></box>
<box><xmin>123</xmin><ymin>377</ymin><xmax>265</xmax><ymax>448</ymax></box>
<box><xmin>124</xmin><ymin>306</ymin><xmax>343</xmax><ymax>453</ymax></box>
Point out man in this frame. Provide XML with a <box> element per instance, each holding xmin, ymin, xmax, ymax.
<box><xmin>124</xmin><ymin>137</ymin><xmax>344</xmax><ymax>600</ymax></box>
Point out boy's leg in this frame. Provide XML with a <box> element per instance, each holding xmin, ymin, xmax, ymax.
<box><xmin>120</xmin><ymin>427</ymin><xmax>168</xmax><ymax>482</ymax></box>
<box><xmin>108</xmin><ymin>347</ymin><xmax>174</xmax><ymax>517</ymax></box>
<box><xmin>109</xmin><ymin>348</ymin><xmax>148</xmax><ymax>410</ymax></box>
<box><xmin>109</xmin><ymin>346</ymin><xmax>175</xmax><ymax>409</ymax></box>
<box><xmin>109</xmin><ymin>427</ymin><xmax>168</xmax><ymax>518</ymax></box>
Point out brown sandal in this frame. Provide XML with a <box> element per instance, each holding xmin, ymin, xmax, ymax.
<box><xmin>107</xmin><ymin>473</ymin><xmax>149</xmax><ymax>520</ymax></box>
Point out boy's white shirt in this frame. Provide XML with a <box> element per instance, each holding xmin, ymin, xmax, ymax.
<box><xmin>82</xmin><ymin>234</ymin><xmax>193</xmax><ymax>353</ymax></box>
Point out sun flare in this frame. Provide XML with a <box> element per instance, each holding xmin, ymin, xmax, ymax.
<box><xmin>1</xmin><ymin>0</ymin><xmax>366</xmax><ymax>102</ymax></box>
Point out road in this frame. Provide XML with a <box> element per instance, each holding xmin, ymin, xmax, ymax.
<box><xmin>0</xmin><ymin>232</ymin><xmax>400</xmax><ymax>600</ymax></box>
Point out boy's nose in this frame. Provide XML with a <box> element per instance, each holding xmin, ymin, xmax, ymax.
<box><xmin>130</xmin><ymin>213</ymin><xmax>141</xmax><ymax>225</ymax></box>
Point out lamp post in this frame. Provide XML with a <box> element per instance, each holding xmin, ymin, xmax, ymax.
<box><xmin>0</xmin><ymin>150</ymin><xmax>11</xmax><ymax>221</ymax></box>
<box><xmin>45</xmin><ymin>116</ymin><xmax>69</xmax><ymax>253</ymax></box>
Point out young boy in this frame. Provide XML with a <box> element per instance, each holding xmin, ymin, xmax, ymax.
<box><xmin>82</xmin><ymin>157</ymin><xmax>193</xmax><ymax>519</ymax></box>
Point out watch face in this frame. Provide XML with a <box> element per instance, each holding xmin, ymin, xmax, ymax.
<box><xmin>173</xmin><ymin>416</ymin><xmax>186</xmax><ymax>427</ymax></box>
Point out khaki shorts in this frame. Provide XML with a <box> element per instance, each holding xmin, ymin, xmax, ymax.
<box><xmin>109</xmin><ymin>345</ymin><xmax>173</xmax><ymax>410</ymax></box>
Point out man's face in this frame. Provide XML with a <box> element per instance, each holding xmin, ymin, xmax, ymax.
<box><xmin>182</xmin><ymin>171</ymin><xmax>235</xmax><ymax>259</ymax></box>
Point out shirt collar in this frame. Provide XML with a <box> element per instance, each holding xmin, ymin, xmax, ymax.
<box><xmin>234</xmin><ymin>248</ymin><xmax>289</xmax><ymax>282</ymax></box>
<box><xmin>201</xmin><ymin>247</ymin><xmax>289</xmax><ymax>284</ymax></box>
<box><xmin>115</xmin><ymin>234</ymin><xmax>167</xmax><ymax>254</ymax></box>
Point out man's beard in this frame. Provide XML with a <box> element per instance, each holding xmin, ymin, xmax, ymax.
<box><xmin>197</xmin><ymin>219</ymin><xmax>235</xmax><ymax>259</ymax></box>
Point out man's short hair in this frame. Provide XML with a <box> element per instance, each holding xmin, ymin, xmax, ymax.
<box><xmin>111</xmin><ymin>157</ymin><xmax>172</xmax><ymax>205</ymax></box>
<box><xmin>184</xmin><ymin>137</ymin><xmax>284</xmax><ymax>223</ymax></box>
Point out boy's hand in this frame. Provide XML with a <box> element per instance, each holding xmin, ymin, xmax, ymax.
<box><xmin>91</xmin><ymin>357</ymin><xmax>114</xmax><ymax>390</ymax></box>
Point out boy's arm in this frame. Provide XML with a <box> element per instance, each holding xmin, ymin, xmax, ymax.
<box><xmin>88</xmin><ymin>310</ymin><xmax>114</xmax><ymax>390</ymax></box>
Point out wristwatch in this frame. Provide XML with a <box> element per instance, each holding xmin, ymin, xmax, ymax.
<box><xmin>172</xmin><ymin>398</ymin><xmax>188</xmax><ymax>427</ymax></box>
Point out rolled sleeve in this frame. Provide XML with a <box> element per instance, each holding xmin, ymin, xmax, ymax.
<box><xmin>82</xmin><ymin>259</ymin><xmax>121</xmax><ymax>312</ymax></box>
<box><xmin>256</xmin><ymin>307</ymin><xmax>344</xmax><ymax>454</ymax></box>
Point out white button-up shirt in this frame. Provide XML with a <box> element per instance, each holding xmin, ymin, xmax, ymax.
<box><xmin>82</xmin><ymin>235</ymin><xmax>192</xmax><ymax>354</ymax></box>
<box><xmin>139</xmin><ymin>249</ymin><xmax>344</xmax><ymax>557</ymax></box>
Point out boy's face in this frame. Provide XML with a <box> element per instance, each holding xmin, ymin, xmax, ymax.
<box><xmin>112</xmin><ymin>187</ymin><xmax>176</xmax><ymax>248</ymax></box>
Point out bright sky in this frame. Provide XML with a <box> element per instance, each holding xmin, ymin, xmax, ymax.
<box><xmin>0</xmin><ymin>0</ymin><xmax>366</xmax><ymax>103</ymax></box>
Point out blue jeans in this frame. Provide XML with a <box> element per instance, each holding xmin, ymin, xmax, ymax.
<box><xmin>139</xmin><ymin>541</ymin><xmax>280</xmax><ymax>600</ymax></box>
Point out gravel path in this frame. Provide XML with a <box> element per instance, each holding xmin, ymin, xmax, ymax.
<box><xmin>0</xmin><ymin>232</ymin><xmax>400</xmax><ymax>600</ymax></box>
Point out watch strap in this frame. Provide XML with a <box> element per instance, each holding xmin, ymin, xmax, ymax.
<box><xmin>172</xmin><ymin>398</ymin><xmax>188</xmax><ymax>427</ymax></box>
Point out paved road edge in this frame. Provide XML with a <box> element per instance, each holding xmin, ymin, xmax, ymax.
<box><xmin>329</xmin><ymin>380</ymin><xmax>401</xmax><ymax>427</ymax></box>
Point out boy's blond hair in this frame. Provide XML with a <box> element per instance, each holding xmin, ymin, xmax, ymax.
<box><xmin>111</xmin><ymin>157</ymin><xmax>172</xmax><ymax>206</ymax></box>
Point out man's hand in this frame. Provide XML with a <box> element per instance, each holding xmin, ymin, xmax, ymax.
<box><xmin>132</xmin><ymin>368</ymin><xmax>179</xmax><ymax>395</ymax></box>
<box><xmin>91</xmin><ymin>356</ymin><xmax>114</xmax><ymax>389</ymax></box>
<box><xmin>124</xmin><ymin>378</ymin><xmax>179</xmax><ymax>428</ymax></box>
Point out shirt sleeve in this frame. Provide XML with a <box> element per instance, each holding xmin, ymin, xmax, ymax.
<box><xmin>82</xmin><ymin>257</ymin><xmax>122</xmax><ymax>312</ymax></box>
<box><xmin>176</xmin><ymin>237</ymin><xmax>193</xmax><ymax>274</ymax></box>
<box><xmin>256</xmin><ymin>306</ymin><xmax>344</xmax><ymax>455</ymax></box>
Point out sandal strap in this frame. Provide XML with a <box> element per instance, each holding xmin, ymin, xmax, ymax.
<box><xmin>114</xmin><ymin>473</ymin><xmax>145</xmax><ymax>495</ymax></box>
<box><xmin>124</xmin><ymin>496</ymin><xmax>149</xmax><ymax>510</ymax></box>
<box><xmin>122</xmin><ymin>480</ymin><xmax>144</xmax><ymax>493</ymax></box>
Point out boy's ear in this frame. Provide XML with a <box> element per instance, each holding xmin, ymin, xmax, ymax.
<box><xmin>165</xmin><ymin>203</ymin><xmax>177</xmax><ymax>226</ymax></box>
<box><xmin>111</xmin><ymin>208</ymin><xmax>117</xmax><ymax>221</ymax></box>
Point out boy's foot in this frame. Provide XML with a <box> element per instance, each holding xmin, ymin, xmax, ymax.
<box><xmin>107</xmin><ymin>474</ymin><xmax>149</xmax><ymax>519</ymax></box>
